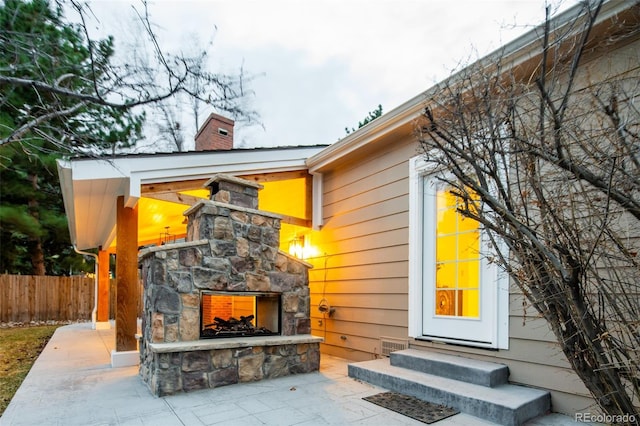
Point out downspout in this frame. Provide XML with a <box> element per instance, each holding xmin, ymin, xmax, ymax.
<box><xmin>311</xmin><ymin>172</ymin><xmax>324</xmax><ymax>230</ymax></box>
<box><xmin>74</xmin><ymin>245</ymin><xmax>98</xmax><ymax>329</ymax></box>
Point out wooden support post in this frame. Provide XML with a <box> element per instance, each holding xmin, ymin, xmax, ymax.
<box><xmin>97</xmin><ymin>249</ymin><xmax>110</xmax><ymax>322</ymax></box>
<box><xmin>115</xmin><ymin>196</ymin><xmax>138</xmax><ymax>352</ymax></box>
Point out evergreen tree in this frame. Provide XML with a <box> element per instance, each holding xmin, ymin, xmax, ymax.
<box><xmin>0</xmin><ymin>0</ymin><xmax>142</xmax><ymax>274</ymax></box>
<box><xmin>345</xmin><ymin>104</ymin><xmax>383</xmax><ymax>135</ymax></box>
<box><xmin>0</xmin><ymin>0</ymin><xmax>253</xmax><ymax>275</ymax></box>
<box><xmin>0</xmin><ymin>143</ymin><xmax>89</xmax><ymax>275</ymax></box>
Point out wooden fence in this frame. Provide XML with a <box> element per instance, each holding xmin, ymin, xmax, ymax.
<box><xmin>0</xmin><ymin>275</ymin><xmax>143</xmax><ymax>323</ymax></box>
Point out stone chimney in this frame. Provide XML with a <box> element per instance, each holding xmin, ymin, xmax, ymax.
<box><xmin>204</xmin><ymin>174</ymin><xmax>261</xmax><ymax>210</ymax></box>
<box><xmin>195</xmin><ymin>113</ymin><xmax>234</xmax><ymax>151</ymax></box>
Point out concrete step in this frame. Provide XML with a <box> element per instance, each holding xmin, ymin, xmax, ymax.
<box><xmin>391</xmin><ymin>348</ymin><xmax>509</xmax><ymax>387</ymax></box>
<box><xmin>349</xmin><ymin>358</ymin><xmax>550</xmax><ymax>426</ymax></box>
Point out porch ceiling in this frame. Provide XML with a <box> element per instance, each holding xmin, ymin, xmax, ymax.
<box><xmin>57</xmin><ymin>146</ymin><xmax>326</xmax><ymax>251</ymax></box>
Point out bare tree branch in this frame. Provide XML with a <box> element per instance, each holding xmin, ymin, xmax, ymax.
<box><xmin>0</xmin><ymin>0</ymin><xmax>257</xmax><ymax>154</ymax></box>
<box><xmin>417</xmin><ymin>0</ymin><xmax>640</xmax><ymax>417</ymax></box>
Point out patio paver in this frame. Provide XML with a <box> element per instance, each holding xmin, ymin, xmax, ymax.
<box><xmin>1</xmin><ymin>323</ymin><xmax>590</xmax><ymax>425</ymax></box>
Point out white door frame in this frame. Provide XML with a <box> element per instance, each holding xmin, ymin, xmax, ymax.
<box><xmin>408</xmin><ymin>156</ymin><xmax>509</xmax><ymax>349</ymax></box>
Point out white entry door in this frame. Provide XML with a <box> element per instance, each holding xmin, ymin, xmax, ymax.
<box><xmin>420</xmin><ymin>176</ymin><xmax>498</xmax><ymax>345</ymax></box>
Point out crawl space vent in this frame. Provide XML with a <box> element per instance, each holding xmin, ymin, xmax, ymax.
<box><xmin>380</xmin><ymin>337</ymin><xmax>408</xmax><ymax>357</ymax></box>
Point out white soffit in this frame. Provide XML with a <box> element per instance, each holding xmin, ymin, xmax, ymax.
<box><xmin>58</xmin><ymin>146</ymin><xmax>326</xmax><ymax>250</ymax></box>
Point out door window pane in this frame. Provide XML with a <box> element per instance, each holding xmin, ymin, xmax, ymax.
<box><xmin>460</xmin><ymin>289</ymin><xmax>480</xmax><ymax>317</ymax></box>
<box><xmin>434</xmin><ymin>184</ymin><xmax>480</xmax><ymax>318</ymax></box>
<box><xmin>436</xmin><ymin>262</ymin><xmax>456</xmax><ymax>289</ymax></box>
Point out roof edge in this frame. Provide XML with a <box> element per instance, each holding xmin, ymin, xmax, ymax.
<box><xmin>307</xmin><ymin>0</ymin><xmax>632</xmax><ymax>172</ymax></box>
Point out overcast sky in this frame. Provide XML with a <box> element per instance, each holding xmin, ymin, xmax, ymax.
<box><xmin>84</xmin><ymin>0</ymin><xmax>578</xmax><ymax>151</ymax></box>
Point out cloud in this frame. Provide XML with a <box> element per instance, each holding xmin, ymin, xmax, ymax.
<box><xmin>84</xmin><ymin>0</ymin><xmax>575</xmax><ymax>149</ymax></box>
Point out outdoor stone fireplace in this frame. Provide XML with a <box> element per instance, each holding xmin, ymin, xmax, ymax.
<box><xmin>138</xmin><ymin>174</ymin><xmax>321</xmax><ymax>396</ymax></box>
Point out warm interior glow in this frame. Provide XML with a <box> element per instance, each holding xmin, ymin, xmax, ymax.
<box><xmin>109</xmin><ymin>197</ymin><xmax>192</xmax><ymax>251</ymax></box>
<box><xmin>109</xmin><ymin>174</ymin><xmax>314</xmax><ymax>255</ymax></box>
<box><xmin>435</xmin><ymin>186</ymin><xmax>480</xmax><ymax>317</ymax></box>
<box><xmin>202</xmin><ymin>294</ymin><xmax>254</xmax><ymax>327</ymax></box>
<box><xmin>256</xmin><ymin>177</ymin><xmax>316</xmax><ymax>259</ymax></box>
<box><xmin>259</xmin><ymin>178</ymin><xmax>307</xmax><ymax>218</ymax></box>
<box><xmin>179</xmin><ymin>188</ymin><xmax>210</xmax><ymax>198</ymax></box>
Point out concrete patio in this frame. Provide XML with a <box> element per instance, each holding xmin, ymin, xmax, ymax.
<box><xmin>2</xmin><ymin>323</ymin><xmax>588</xmax><ymax>425</ymax></box>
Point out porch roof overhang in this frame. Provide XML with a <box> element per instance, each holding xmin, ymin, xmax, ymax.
<box><xmin>57</xmin><ymin>145</ymin><xmax>327</xmax><ymax>251</ymax></box>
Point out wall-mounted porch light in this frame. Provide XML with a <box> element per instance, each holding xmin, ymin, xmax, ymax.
<box><xmin>288</xmin><ymin>234</ymin><xmax>318</xmax><ymax>260</ymax></box>
<box><xmin>288</xmin><ymin>235</ymin><xmax>306</xmax><ymax>259</ymax></box>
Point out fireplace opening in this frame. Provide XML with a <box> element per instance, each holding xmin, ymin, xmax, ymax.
<box><xmin>200</xmin><ymin>291</ymin><xmax>281</xmax><ymax>339</ymax></box>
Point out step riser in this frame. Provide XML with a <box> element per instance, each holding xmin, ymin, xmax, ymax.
<box><xmin>349</xmin><ymin>363</ymin><xmax>550</xmax><ymax>426</ymax></box>
<box><xmin>391</xmin><ymin>351</ymin><xmax>509</xmax><ymax>387</ymax></box>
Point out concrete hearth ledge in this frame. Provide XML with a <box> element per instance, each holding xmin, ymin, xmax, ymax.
<box><xmin>149</xmin><ymin>334</ymin><xmax>323</xmax><ymax>353</ymax></box>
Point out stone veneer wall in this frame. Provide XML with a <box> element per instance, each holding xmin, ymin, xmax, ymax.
<box><xmin>138</xmin><ymin>175</ymin><xmax>320</xmax><ymax>396</ymax></box>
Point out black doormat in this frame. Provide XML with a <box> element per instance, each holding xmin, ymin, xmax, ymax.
<box><xmin>363</xmin><ymin>391</ymin><xmax>459</xmax><ymax>424</ymax></box>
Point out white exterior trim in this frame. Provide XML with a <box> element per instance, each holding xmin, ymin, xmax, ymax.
<box><xmin>307</xmin><ymin>97</ymin><xmax>424</xmax><ymax>173</ymax></box>
<box><xmin>408</xmin><ymin>156</ymin><xmax>426</xmax><ymax>338</ymax></box>
<box><xmin>311</xmin><ymin>172</ymin><xmax>324</xmax><ymax>230</ymax></box>
<box><xmin>61</xmin><ymin>146</ymin><xmax>325</xmax><ymax>183</ymax></box>
<box><xmin>408</xmin><ymin>155</ymin><xmax>509</xmax><ymax>349</ymax></box>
